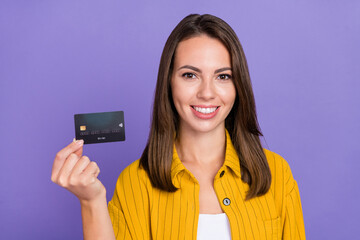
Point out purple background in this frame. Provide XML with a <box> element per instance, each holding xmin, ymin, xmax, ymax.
<box><xmin>1</xmin><ymin>0</ymin><xmax>359</xmax><ymax>239</ymax></box>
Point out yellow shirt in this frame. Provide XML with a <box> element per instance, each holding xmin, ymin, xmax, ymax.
<box><xmin>108</xmin><ymin>131</ymin><xmax>306</xmax><ymax>239</ymax></box>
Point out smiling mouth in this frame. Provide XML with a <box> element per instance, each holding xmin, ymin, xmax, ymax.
<box><xmin>191</xmin><ymin>106</ymin><xmax>219</xmax><ymax>114</ymax></box>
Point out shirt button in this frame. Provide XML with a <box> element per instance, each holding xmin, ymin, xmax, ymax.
<box><xmin>223</xmin><ymin>198</ymin><xmax>231</xmax><ymax>206</ymax></box>
<box><xmin>220</xmin><ymin>170</ymin><xmax>225</xmax><ymax>178</ymax></box>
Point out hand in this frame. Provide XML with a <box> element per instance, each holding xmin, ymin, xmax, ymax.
<box><xmin>51</xmin><ymin>139</ymin><xmax>106</xmax><ymax>204</ymax></box>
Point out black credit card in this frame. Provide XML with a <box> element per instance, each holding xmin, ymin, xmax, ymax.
<box><xmin>74</xmin><ymin>111</ymin><xmax>125</xmax><ymax>144</ymax></box>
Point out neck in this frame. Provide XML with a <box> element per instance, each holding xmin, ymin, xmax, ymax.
<box><xmin>175</xmin><ymin>125</ymin><xmax>226</xmax><ymax>165</ymax></box>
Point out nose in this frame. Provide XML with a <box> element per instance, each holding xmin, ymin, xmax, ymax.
<box><xmin>197</xmin><ymin>78</ymin><xmax>216</xmax><ymax>100</ymax></box>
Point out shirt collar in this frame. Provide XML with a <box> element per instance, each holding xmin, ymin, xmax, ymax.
<box><xmin>171</xmin><ymin>145</ymin><xmax>185</xmax><ymax>187</ymax></box>
<box><xmin>223</xmin><ymin>129</ymin><xmax>241</xmax><ymax>178</ymax></box>
<box><xmin>171</xmin><ymin>129</ymin><xmax>241</xmax><ymax>187</ymax></box>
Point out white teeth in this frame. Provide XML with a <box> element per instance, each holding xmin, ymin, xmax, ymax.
<box><xmin>193</xmin><ymin>106</ymin><xmax>218</xmax><ymax>114</ymax></box>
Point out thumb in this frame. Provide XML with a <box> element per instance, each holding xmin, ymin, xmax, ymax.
<box><xmin>73</xmin><ymin>138</ymin><xmax>83</xmax><ymax>157</ymax></box>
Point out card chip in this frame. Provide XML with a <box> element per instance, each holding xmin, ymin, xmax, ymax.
<box><xmin>80</xmin><ymin>125</ymin><xmax>86</xmax><ymax>131</ymax></box>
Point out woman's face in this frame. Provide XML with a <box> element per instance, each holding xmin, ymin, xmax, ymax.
<box><xmin>171</xmin><ymin>35</ymin><xmax>236</xmax><ymax>134</ymax></box>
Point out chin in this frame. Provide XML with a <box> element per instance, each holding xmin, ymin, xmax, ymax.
<box><xmin>185</xmin><ymin>121</ymin><xmax>225</xmax><ymax>134</ymax></box>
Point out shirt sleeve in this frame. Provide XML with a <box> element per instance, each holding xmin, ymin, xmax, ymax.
<box><xmin>108</xmin><ymin>200</ymin><xmax>132</xmax><ymax>239</ymax></box>
<box><xmin>107</xmin><ymin>160</ymin><xmax>150</xmax><ymax>240</ymax></box>
<box><xmin>282</xmin><ymin>166</ymin><xmax>306</xmax><ymax>239</ymax></box>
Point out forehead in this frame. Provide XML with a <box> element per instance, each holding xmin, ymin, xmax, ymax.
<box><xmin>173</xmin><ymin>35</ymin><xmax>231</xmax><ymax>68</ymax></box>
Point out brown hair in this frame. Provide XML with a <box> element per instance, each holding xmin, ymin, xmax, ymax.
<box><xmin>140</xmin><ymin>14</ymin><xmax>271</xmax><ymax>200</ymax></box>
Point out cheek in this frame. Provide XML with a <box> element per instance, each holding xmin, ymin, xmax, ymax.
<box><xmin>229</xmin><ymin>87</ymin><xmax>237</xmax><ymax>105</ymax></box>
<box><xmin>219</xmin><ymin>85</ymin><xmax>236</xmax><ymax>106</ymax></box>
<box><xmin>229</xmin><ymin>82</ymin><xmax>237</xmax><ymax>103</ymax></box>
<box><xmin>171</xmin><ymin>79</ymin><xmax>194</xmax><ymax>106</ymax></box>
<box><xmin>171</xmin><ymin>82</ymin><xmax>186</xmax><ymax>113</ymax></box>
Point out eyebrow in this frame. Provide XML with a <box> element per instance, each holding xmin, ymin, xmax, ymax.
<box><xmin>177</xmin><ymin>65</ymin><xmax>232</xmax><ymax>74</ymax></box>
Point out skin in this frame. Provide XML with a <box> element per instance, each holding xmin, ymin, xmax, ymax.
<box><xmin>51</xmin><ymin>139</ymin><xmax>115</xmax><ymax>239</ymax></box>
<box><xmin>171</xmin><ymin>35</ymin><xmax>236</xmax><ymax>214</ymax></box>
<box><xmin>50</xmin><ymin>34</ymin><xmax>236</xmax><ymax>239</ymax></box>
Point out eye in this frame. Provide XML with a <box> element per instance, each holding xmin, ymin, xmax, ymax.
<box><xmin>182</xmin><ymin>72</ymin><xmax>196</xmax><ymax>79</ymax></box>
<box><xmin>217</xmin><ymin>74</ymin><xmax>232</xmax><ymax>80</ymax></box>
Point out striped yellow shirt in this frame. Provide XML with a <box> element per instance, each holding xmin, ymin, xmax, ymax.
<box><xmin>108</xmin><ymin>131</ymin><xmax>306</xmax><ymax>239</ymax></box>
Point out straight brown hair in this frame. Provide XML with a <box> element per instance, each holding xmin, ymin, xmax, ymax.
<box><xmin>140</xmin><ymin>14</ymin><xmax>271</xmax><ymax>200</ymax></box>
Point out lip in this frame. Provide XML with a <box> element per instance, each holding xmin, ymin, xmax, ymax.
<box><xmin>191</xmin><ymin>105</ymin><xmax>219</xmax><ymax>108</ymax></box>
<box><xmin>190</xmin><ymin>105</ymin><xmax>220</xmax><ymax>120</ymax></box>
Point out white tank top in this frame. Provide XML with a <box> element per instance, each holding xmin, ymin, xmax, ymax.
<box><xmin>197</xmin><ymin>213</ymin><xmax>231</xmax><ymax>240</ymax></box>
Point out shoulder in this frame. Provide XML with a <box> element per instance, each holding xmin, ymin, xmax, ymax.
<box><xmin>263</xmin><ymin>148</ymin><xmax>296</xmax><ymax>195</ymax></box>
<box><xmin>108</xmin><ymin>159</ymin><xmax>153</xmax><ymax>238</ymax></box>
<box><xmin>116</xmin><ymin>159</ymin><xmax>150</xmax><ymax>188</ymax></box>
<box><xmin>109</xmin><ymin>159</ymin><xmax>151</xmax><ymax>209</ymax></box>
<box><xmin>263</xmin><ymin>148</ymin><xmax>291</xmax><ymax>175</ymax></box>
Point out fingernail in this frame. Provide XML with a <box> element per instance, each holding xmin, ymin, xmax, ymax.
<box><xmin>73</xmin><ymin>138</ymin><xmax>76</xmax><ymax>143</ymax></box>
<box><xmin>75</xmin><ymin>139</ymin><xmax>84</xmax><ymax>145</ymax></box>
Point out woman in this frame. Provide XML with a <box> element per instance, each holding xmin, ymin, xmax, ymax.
<box><xmin>51</xmin><ymin>14</ymin><xmax>305</xmax><ymax>239</ymax></box>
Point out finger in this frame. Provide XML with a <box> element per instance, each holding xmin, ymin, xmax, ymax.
<box><xmin>81</xmin><ymin>161</ymin><xmax>100</xmax><ymax>180</ymax></box>
<box><xmin>51</xmin><ymin>139</ymin><xmax>84</xmax><ymax>180</ymax></box>
<box><xmin>56</xmin><ymin>153</ymin><xmax>80</xmax><ymax>185</ymax></box>
<box><xmin>77</xmin><ymin>161</ymin><xmax>99</xmax><ymax>186</ymax></box>
<box><xmin>73</xmin><ymin>138</ymin><xmax>83</xmax><ymax>157</ymax></box>
<box><xmin>71</xmin><ymin>155</ymin><xmax>91</xmax><ymax>176</ymax></box>
<box><xmin>94</xmin><ymin>166</ymin><xmax>100</xmax><ymax>178</ymax></box>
